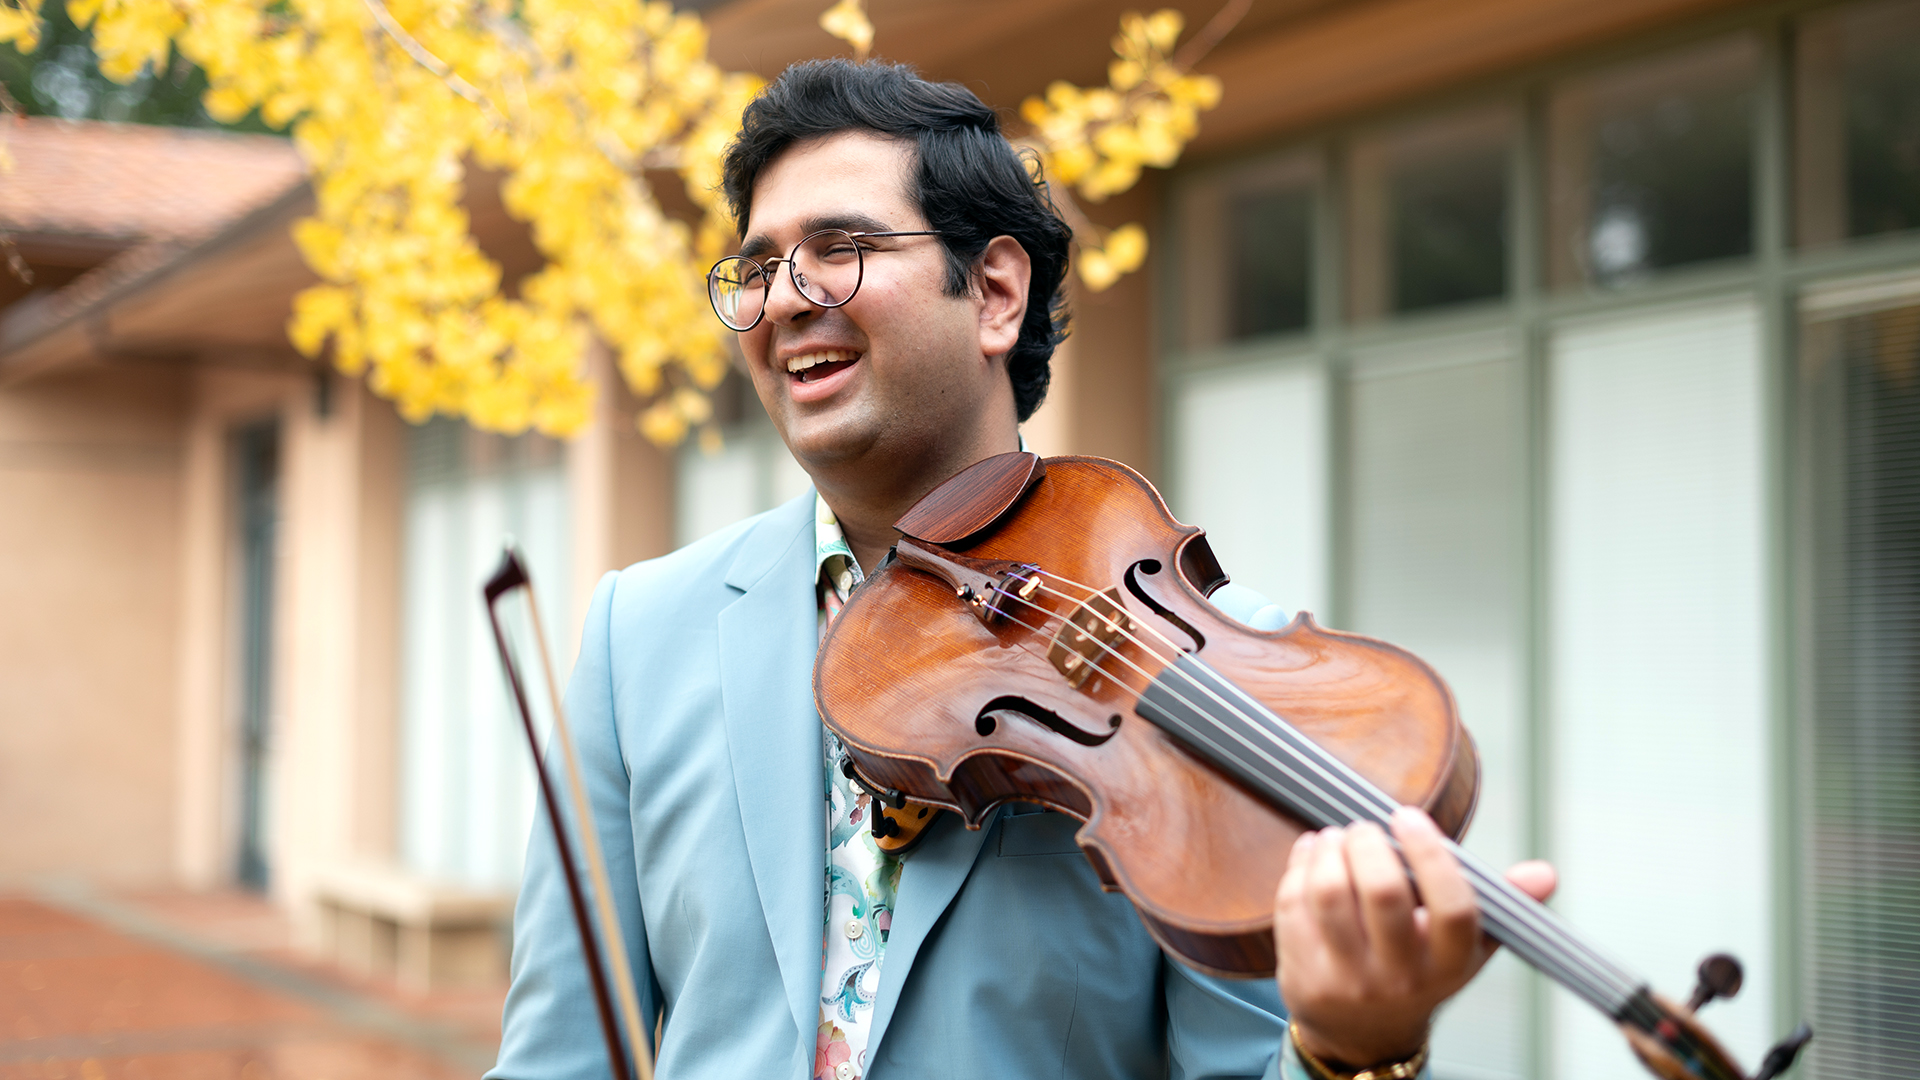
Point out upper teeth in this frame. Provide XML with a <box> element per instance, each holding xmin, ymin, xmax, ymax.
<box><xmin>787</xmin><ymin>350</ymin><xmax>856</xmax><ymax>373</ymax></box>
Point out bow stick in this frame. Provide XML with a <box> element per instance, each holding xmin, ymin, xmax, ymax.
<box><xmin>485</xmin><ymin>547</ymin><xmax>653</xmax><ymax>1080</ymax></box>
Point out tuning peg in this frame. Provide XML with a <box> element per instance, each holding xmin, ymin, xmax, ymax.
<box><xmin>1751</xmin><ymin>1022</ymin><xmax>1813</xmax><ymax>1080</ymax></box>
<box><xmin>1686</xmin><ymin>953</ymin><xmax>1745</xmax><ymax>1012</ymax></box>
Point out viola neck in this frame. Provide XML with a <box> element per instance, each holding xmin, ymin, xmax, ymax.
<box><xmin>1134</xmin><ymin>653</ymin><xmax>1648</xmax><ymax>1021</ymax></box>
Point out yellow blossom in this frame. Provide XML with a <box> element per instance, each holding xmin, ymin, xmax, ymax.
<box><xmin>818</xmin><ymin>0</ymin><xmax>872</xmax><ymax>60</ymax></box>
<box><xmin>1020</xmin><ymin>9</ymin><xmax>1223</xmax><ymax>291</ymax></box>
<box><xmin>18</xmin><ymin>0</ymin><xmax>1213</xmax><ymax>441</ymax></box>
<box><xmin>1076</xmin><ymin>222</ymin><xmax>1146</xmax><ymax>291</ymax></box>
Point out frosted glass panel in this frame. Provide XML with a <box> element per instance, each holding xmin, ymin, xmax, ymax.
<box><xmin>401</xmin><ymin>421</ymin><xmax>569</xmax><ymax>889</ymax></box>
<box><xmin>1548</xmin><ymin>302</ymin><xmax>1772</xmax><ymax>1079</ymax></box>
<box><xmin>1348</xmin><ymin>335</ymin><xmax>1529</xmax><ymax>1079</ymax></box>
<box><xmin>677</xmin><ymin>438</ymin><xmax>760</xmax><ymax>547</ymax></box>
<box><xmin>676</xmin><ymin>427</ymin><xmax>816</xmax><ymax>549</ymax></box>
<box><xmin>1170</xmin><ymin>360</ymin><xmax>1328</xmax><ymax>618</ymax></box>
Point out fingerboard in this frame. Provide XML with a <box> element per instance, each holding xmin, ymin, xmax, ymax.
<box><xmin>1135</xmin><ymin>653</ymin><xmax>1644</xmax><ymax>1021</ymax></box>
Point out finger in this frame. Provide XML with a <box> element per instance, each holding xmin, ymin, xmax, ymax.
<box><xmin>1303</xmin><ymin>827</ymin><xmax>1368</xmax><ymax>962</ymax></box>
<box><xmin>1275</xmin><ymin>830</ymin><xmax>1316</xmax><ymax>913</ymax></box>
<box><xmin>1505</xmin><ymin>859</ymin><xmax>1557</xmax><ymax>902</ymax></box>
<box><xmin>1273</xmin><ymin>831</ymin><xmax>1319</xmax><ymax>980</ymax></box>
<box><xmin>1391</xmin><ymin>806</ymin><xmax>1479</xmax><ymax>978</ymax></box>
<box><xmin>1345</xmin><ymin>821</ymin><xmax>1420</xmax><ymax>975</ymax></box>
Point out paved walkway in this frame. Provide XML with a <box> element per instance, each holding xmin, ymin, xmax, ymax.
<box><xmin>0</xmin><ymin>888</ymin><xmax>505</xmax><ymax>1080</ymax></box>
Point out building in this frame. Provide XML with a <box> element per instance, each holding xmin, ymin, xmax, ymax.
<box><xmin>2</xmin><ymin>0</ymin><xmax>1917</xmax><ymax>1075</ymax></box>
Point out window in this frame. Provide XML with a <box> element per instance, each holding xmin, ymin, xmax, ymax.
<box><xmin>1346</xmin><ymin>333</ymin><xmax>1529</xmax><ymax>1078</ymax></box>
<box><xmin>1178</xmin><ymin>153</ymin><xmax>1317</xmax><ymax>348</ymax></box>
<box><xmin>1796</xmin><ymin>0</ymin><xmax>1920</xmax><ymax>245</ymax></box>
<box><xmin>1800</xmin><ymin>277</ymin><xmax>1920</xmax><ymax>1080</ymax></box>
<box><xmin>674</xmin><ymin>373</ymin><xmax>813</xmax><ymax>547</ymax></box>
<box><xmin>400</xmin><ymin>419</ymin><xmax>569</xmax><ymax>888</ymax></box>
<box><xmin>1549</xmin><ymin>35</ymin><xmax>1759</xmax><ymax>287</ymax></box>
<box><xmin>1348</xmin><ymin>106</ymin><xmax>1513</xmax><ymax>319</ymax></box>
<box><xmin>1548</xmin><ymin>302</ymin><xmax>1774</xmax><ymax>1078</ymax></box>
<box><xmin>1160</xmin><ymin>10</ymin><xmax>1920</xmax><ymax>1080</ymax></box>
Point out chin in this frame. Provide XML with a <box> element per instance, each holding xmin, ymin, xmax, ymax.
<box><xmin>780</xmin><ymin>417</ymin><xmax>880</xmax><ymax>472</ymax></box>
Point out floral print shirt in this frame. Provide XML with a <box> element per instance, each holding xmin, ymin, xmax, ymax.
<box><xmin>814</xmin><ymin>496</ymin><xmax>899</xmax><ymax>1080</ymax></box>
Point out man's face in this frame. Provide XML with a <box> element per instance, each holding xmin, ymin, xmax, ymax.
<box><xmin>734</xmin><ymin>131</ymin><xmax>1017</xmax><ymax>483</ymax></box>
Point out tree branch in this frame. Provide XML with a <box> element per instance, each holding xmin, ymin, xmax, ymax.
<box><xmin>1173</xmin><ymin>0</ymin><xmax>1252</xmax><ymax>71</ymax></box>
<box><xmin>360</xmin><ymin>0</ymin><xmax>497</xmax><ymax>116</ymax></box>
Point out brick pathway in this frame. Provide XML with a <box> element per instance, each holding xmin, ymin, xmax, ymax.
<box><xmin>0</xmin><ymin>891</ymin><xmax>504</xmax><ymax>1080</ymax></box>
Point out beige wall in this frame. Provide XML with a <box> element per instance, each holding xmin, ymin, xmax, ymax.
<box><xmin>170</xmin><ymin>362</ymin><xmax>413</xmax><ymax>903</ymax></box>
<box><xmin>570</xmin><ymin>342</ymin><xmax>676</xmax><ymax>621</ymax></box>
<box><xmin>1022</xmin><ymin>181</ymin><xmax>1161</xmax><ymax>479</ymax></box>
<box><xmin>163</xmin><ymin>355</ymin><xmax>665</xmax><ymax>915</ymax></box>
<box><xmin>0</xmin><ymin>365</ymin><xmax>187</xmax><ymax>884</ymax></box>
<box><xmin>268</xmin><ymin>375</ymin><xmax>405</xmax><ymax>931</ymax></box>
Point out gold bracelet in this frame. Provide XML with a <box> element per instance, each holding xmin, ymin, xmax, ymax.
<box><xmin>1289</xmin><ymin>1023</ymin><xmax>1430</xmax><ymax>1080</ymax></box>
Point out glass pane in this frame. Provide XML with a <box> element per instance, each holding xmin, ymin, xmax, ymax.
<box><xmin>1547</xmin><ymin>302</ymin><xmax>1774</xmax><ymax>1079</ymax></box>
<box><xmin>1548</xmin><ymin>36</ymin><xmax>1759</xmax><ymax>287</ymax></box>
<box><xmin>1349</xmin><ymin>107</ymin><xmax>1512</xmax><ymax>319</ymax></box>
<box><xmin>1800</xmin><ymin>284</ymin><xmax>1920</xmax><ymax>1080</ymax></box>
<box><xmin>401</xmin><ymin>418</ymin><xmax>569</xmax><ymax>889</ymax></box>
<box><xmin>1796</xmin><ymin>0</ymin><xmax>1920</xmax><ymax>246</ymax></box>
<box><xmin>1231</xmin><ymin>186</ymin><xmax>1313</xmax><ymax>338</ymax></box>
<box><xmin>1347</xmin><ymin>335</ymin><xmax>1529</xmax><ymax>1077</ymax></box>
<box><xmin>1178</xmin><ymin>154</ymin><xmax>1316</xmax><ymax>350</ymax></box>
<box><xmin>1168</xmin><ymin>360</ymin><xmax>1327</xmax><ymax>618</ymax></box>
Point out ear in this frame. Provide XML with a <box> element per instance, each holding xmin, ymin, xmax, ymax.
<box><xmin>974</xmin><ymin>235</ymin><xmax>1031</xmax><ymax>364</ymax></box>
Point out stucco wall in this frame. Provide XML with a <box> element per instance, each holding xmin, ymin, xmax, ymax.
<box><xmin>0</xmin><ymin>365</ymin><xmax>187</xmax><ymax>884</ymax></box>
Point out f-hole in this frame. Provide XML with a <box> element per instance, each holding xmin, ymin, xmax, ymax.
<box><xmin>1123</xmin><ymin>560</ymin><xmax>1206</xmax><ymax>653</ymax></box>
<box><xmin>975</xmin><ymin>696</ymin><xmax>1119</xmax><ymax>747</ymax></box>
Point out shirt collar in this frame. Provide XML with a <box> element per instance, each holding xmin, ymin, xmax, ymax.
<box><xmin>815</xmin><ymin>494</ymin><xmax>862</xmax><ymax>600</ymax></box>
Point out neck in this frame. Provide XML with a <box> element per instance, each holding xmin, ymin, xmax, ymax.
<box><xmin>813</xmin><ymin>429</ymin><xmax>1021</xmax><ymax>573</ymax></box>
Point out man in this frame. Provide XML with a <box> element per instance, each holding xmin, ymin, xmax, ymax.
<box><xmin>488</xmin><ymin>60</ymin><xmax>1554</xmax><ymax>1080</ymax></box>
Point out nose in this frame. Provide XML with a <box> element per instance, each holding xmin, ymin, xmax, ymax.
<box><xmin>760</xmin><ymin>260</ymin><xmax>821</xmax><ymax>327</ymax></box>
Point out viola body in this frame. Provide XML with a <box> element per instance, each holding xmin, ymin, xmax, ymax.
<box><xmin>815</xmin><ymin>453</ymin><xmax>1478</xmax><ymax>977</ymax></box>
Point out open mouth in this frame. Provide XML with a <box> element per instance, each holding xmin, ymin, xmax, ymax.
<box><xmin>786</xmin><ymin>349</ymin><xmax>860</xmax><ymax>385</ymax></box>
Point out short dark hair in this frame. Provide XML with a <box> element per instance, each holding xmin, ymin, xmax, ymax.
<box><xmin>720</xmin><ymin>60</ymin><xmax>1071</xmax><ymax>422</ymax></box>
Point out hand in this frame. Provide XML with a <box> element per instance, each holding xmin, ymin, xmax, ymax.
<box><xmin>1274</xmin><ymin>806</ymin><xmax>1556</xmax><ymax>1069</ymax></box>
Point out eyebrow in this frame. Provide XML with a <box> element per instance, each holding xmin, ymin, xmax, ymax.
<box><xmin>738</xmin><ymin>212</ymin><xmax>900</xmax><ymax>261</ymax></box>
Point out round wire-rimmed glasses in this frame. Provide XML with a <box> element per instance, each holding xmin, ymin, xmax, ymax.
<box><xmin>706</xmin><ymin>229</ymin><xmax>942</xmax><ymax>331</ymax></box>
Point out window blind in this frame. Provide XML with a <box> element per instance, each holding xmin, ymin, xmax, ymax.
<box><xmin>1803</xmin><ymin>292</ymin><xmax>1920</xmax><ymax>1080</ymax></box>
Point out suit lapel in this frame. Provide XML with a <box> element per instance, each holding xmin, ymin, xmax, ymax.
<box><xmin>717</xmin><ymin>495</ymin><xmax>826</xmax><ymax>1053</ymax></box>
<box><xmin>864</xmin><ymin>808</ymin><xmax>996</xmax><ymax>1061</ymax></box>
<box><xmin>715</xmin><ymin>492</ymin><xmax>1000</xmax><ymax>1065</ymax></box>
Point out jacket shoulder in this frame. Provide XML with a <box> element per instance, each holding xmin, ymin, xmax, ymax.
<box><xmin>603</xmin><ymin>492</ymin><xmax>814</xmax><ymax>618</ymax></box>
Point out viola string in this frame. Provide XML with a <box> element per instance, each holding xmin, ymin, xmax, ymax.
<box><xmin>1172</xmin><ymin>641</ymin><xmax>1643</xmax><ymax>1007</ymax></box>
<box><xmin>977</xmin><ymin>571</ymin><xmax>1643</xmax><ymax>1010</ymax></box>
<box><xmin>998</xmin><ymin>571</ymin><xmax>1637</xmax><ymax>984</ymax></box>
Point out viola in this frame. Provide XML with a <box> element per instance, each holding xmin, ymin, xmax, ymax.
<box><xmin>815</xmin><ymin>451</ymin><xmax>1811</xmax><ymax>1080</ymax></box>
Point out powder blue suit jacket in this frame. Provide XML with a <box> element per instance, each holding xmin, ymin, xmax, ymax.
<box><xmin>487</xmin><ymin>491</ymin><xmax>1293</xmax><ymax>1080</ymax></box>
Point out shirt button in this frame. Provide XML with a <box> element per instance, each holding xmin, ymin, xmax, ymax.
<box><xmin>834</xmin><ymin>1062</ymin><xmax>855</xmax><ymax>1080</ymax></box>
<box><xmin>844</xmin><ymin>918</ymin><xmax>865</xmax><ymax>941</ymax></box>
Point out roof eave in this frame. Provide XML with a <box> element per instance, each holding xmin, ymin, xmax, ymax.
<box><xmin>0</xmin><ymin>181</ymin><xmax>315</xmax><ymax>387</ymax></box>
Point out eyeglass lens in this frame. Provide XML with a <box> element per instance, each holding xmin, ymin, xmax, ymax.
<box><xmin>708</xmin><ymin>230</ymin><xmax>866</xmax><ymax>331</ymax></box>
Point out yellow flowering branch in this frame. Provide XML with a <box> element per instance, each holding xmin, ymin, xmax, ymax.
<box><xmin>1021</xmin><ymin>3</ymin><xmax>1244</xmax><ymax>291</ymax></box>
<box><xmin>0</xmin><ymin>0</ymin><xmax>1236</xmax><ymax>443</ymax></box>
<box><xmin>2</xmin><ymin>0</ymin><xmax>760</xmax><ymax>446</ymax></box>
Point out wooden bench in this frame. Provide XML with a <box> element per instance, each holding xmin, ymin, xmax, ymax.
<box><xmin>310</xmin><ymin>864</ymin><xmax>515</xmax><ymax>992</ymax></box>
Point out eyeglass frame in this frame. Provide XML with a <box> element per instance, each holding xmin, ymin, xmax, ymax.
<box><xmin>705</xmin><ymin>229</ymin><xmax>945</xmax><ymax>332</ymax></box>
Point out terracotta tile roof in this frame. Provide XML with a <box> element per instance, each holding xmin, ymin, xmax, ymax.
<box><xmin>0</xmin><ymin>117</ymin><xmax>304</xmax><ymax>243</ymax></box>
